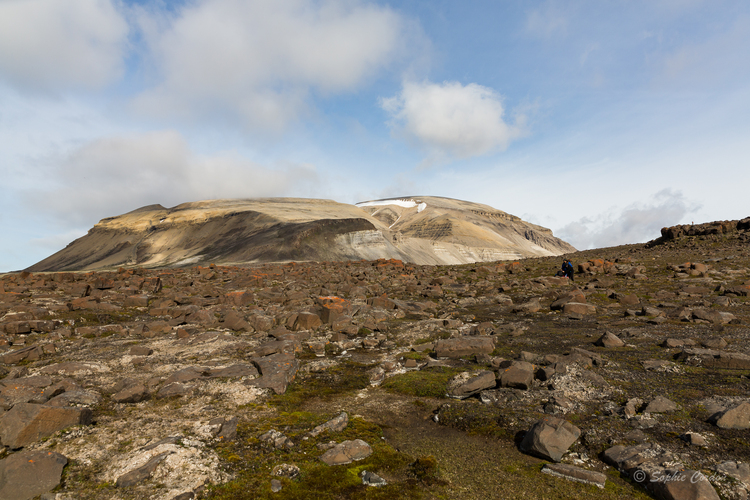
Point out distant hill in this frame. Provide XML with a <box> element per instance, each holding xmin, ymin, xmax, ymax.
<box><xmin>26</xmin><ymin>196</ymin><xmax>576</xmax><ymax>271</ymax></box>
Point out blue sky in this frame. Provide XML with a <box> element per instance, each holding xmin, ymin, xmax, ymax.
<box><xmin>1</xmin><ymin>0</ymin><xmax>749</xmax><ymax>272</ymax></box>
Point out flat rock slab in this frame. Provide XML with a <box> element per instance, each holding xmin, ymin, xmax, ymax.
<box><xmin>249</xmin><ymin>353</ymin><xmax>299</xmax><ymax>394</ymax></box>
<box><xmin>643</xmin><ymin>396</ymin><xmax>678</xmax><ymax>414</ymax></box>
<box><xmin>309</xmin><ymin>412</ymin><xmax>349</xmax><ymax>437</ymax></box>
<box><xmin>447</xmin><ymin>371</ymin><xmax>496</xmax><ymax>399</ymax></box>
<box><xmin>1</xmin><ymin>345</ymin><xmax>44</xmax><ymax>364</ymax></box>
<box><xmin>0</xmin><ymin>449</ymin><xmax>68</xmax><ymax>500</ymax></box>
<box><xmin>320</xmin><ymin>439</ymin><xmax>372</xmax><ymax>465</ymax></box>
<box><xmin>0</xmin><ymin>403</ymin><xmax>92</xmax><ymax>449</ymax></box>
<box><xmin>116</xmin><ymin>451</ymin><xmax>172</xmax><ymax>487</ymax></box>
<box><xmin>563</xmin><ymin>302</ymin><xmax>596</xmax><ymax>315</ymax></box>
<box><xmin>520</xmin><ymin>416</ymin><xmax>581</xmax><ymax>462</ymax></box>
<box><xmin>434</xmin><ymin>337</ymin><xmax>495</xmax><ymax>358</ymax></box>
<box><xmin>541</xmin><ymin>463</ymin><xmax>606</xmax><ymax>488</ymax></box>
<box><xmin>112</xmin><ymin>383</ymin><xmax>148</xmax><ymax>404</ymax></box>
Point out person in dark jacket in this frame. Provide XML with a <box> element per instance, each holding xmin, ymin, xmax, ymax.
<box><xmin>562</xmin><ymin>260</ymin><xmax>574</xmax><ymax>281</ymax></box>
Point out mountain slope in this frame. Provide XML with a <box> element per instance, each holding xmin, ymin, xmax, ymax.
<box><xmin>27</xmin><ymin>196</ymin><xmax>575</xmax><ymax>271</ymax></box>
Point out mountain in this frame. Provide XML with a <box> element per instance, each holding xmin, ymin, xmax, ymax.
<box><xmin>26</xmin><ymin>196</ymin><xmax>576</xmax><ymax>271</ymax></box>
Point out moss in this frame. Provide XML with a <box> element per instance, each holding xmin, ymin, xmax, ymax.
<box><xmin>381</xmin><ymin>367</ymin><xmax>461</xmax><ymax>398</ymax></box>
<box><xmin>270</xmin><ymin>362</ymin><xmax>373</xmax><ymax>412</ymax></box>
<box><xmin>206</xmin><ymin>415</ymin><xmax>434</xmax><ymax>500</ymax></box>
<box><xmin>401</xmin><ymin>351</ymin><xmax>427</xmax><ymax>361</ymax></box>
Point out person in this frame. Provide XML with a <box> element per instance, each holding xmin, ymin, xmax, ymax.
<box><xmin>561</xmin><ymin>260</ymin><xmax>574</xmax><ymax>281</ymax></box>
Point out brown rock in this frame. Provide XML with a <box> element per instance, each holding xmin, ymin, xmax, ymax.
<box><xmin>319</xmin><ymin>439</ymin><xmax>372</xmax><ymax>465</ymax></box>
<box><xmin>111</xmin><ymin>384</ymin><xmax>148</xmax><ymax>404</ymax></box>
<box><xmin>520</xmin><ymin>416</ymin><xmax>581</xmax><ymax>462</ymax></box>
<box><xmin>116</xmin><ymin>451</ymin><xmax>172</xmax><ymax>487</ymax></box>
<box><xmin>1</xmin><ymin>345</ymin><xmax>44</xmax><ymax>364</ymax></box>
<box><xmin>0</xmin><ymin>403</ymin><xmax>93</xmax><ymax>448</ymax></box>
<box><xmin>497</xmin><ymin>361</ymin><xmax>535</xmax><ymax>390</ymax></box>
<box><xmin>563</xmin><ymin>302</ymin><xmax>596</xmax><ymax>315</ymax></box>
<box><xmin>124</xmin><ymin>295</ymin><xmax>149</xmax><ymax>307</ymax></box>
<box><xmin>0</xmin><ymin>449</ymin><xmax>68</xmax><ymax>500</ymax></box>
<box><xmin>541</xmin><ymin>463</ymin><xmax>606</xmax><ymax>489</ymax></box>
<box><xmin>249</xmin><ymin>353</ymin><xmax>299</xmax><ymax>394</ymax></box>
<box><xmin>447</xmin><ymin>371</ymin><xmax>496</xmax><ymax>399</ymax></box>
<box><xmin>223</xmin><ymin>310</ymin><xmax>251</xmax><ymax>331</ymax></box>
<box><xmin>293</xmin><ymin>312</ymin><xmax>322</xmax><ymax>331</ymax></box>
<box><xmin>712</xmin><ymin>401</ymin><xmax>750</xmax><ymax>429</ymax></box>
<box><xmin>594</xmin><ymin>332</ymin><xmax>625</xmax><ymax>348</ymax></box>
<box><xmin>434</xmin><ymin>337</ymin><xmax>495</xmax><ymax>358</ymax></box>
<box><xmin>129</xmin><ymin>345</ymin><xmax>153</xmax><ymax>356</ymax></box>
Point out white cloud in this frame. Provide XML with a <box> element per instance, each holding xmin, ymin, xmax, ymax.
<box><xmin>23</xmin><ymin>130</ymin><xmax>319</xmax><ymax>227</ymax></box>
<box><xmin>133</xmin><ymin>0</ymin><xmax>407</xmax><ymax>132</ymax></box>
<box><xmin>0</xmin><ymin>0</ymin><xmax>129</xmax><ymax>91</ymax></box>
<box><xmin>557</xmin><ymin>189</ymin><xmax>701</xmax><ymax>249</ymax></box>
<box><xmin>381</xmin><ymin>80</ymin><xmax>525</xmax><ymax>161</ymax></box>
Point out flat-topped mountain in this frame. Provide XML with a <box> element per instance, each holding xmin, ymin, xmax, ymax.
<box><xmin>27</xmin><ymin>196</ymin><xmax>575</xmax><ymax>271</ymax></box>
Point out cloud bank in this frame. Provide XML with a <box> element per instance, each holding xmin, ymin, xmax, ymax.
<box><xmin>381</xmin><ymin>80</ymin><xmax>525</xmax><ymax>161</ymax></box>
<box><xmin>557</xmin><ymin>189</ymin><xmax>701</xmax><ymax>249</ymax></box>
<box><xmin>0</xmin><ymin>0</ymin><xmax>128</xmax><ymax>91</ymax></box>
<box><xmin>134</xmin><ymin>0</ymin><xmax>407</xmax><ymax>131</ymax></box>
<box><xmin>25</xmin><ymin>130</ymin><xmax>318</xmax><ymax>227</ymax></box>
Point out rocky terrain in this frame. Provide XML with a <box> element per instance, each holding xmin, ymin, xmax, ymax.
<box><xmin>1</xmin><ymin>217</ymin><xmax>749</xmax><ymax>500</ymax></box>
<box><xmin>26</xmin><ymin>196</ymin><xmax>575</xmax><ymax>272</ymax></box>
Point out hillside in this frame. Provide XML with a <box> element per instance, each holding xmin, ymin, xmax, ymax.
<box><xmin>26</xmin><ymin>196</ymin><xmax>575</xmax><ymax>272</ymax></box>
<box><xmin>1</xmin><ymin>218</ymin><xmax>749</xmax><ymax>499</ymax></box>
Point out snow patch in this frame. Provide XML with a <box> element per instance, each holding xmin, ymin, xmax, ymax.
<box><xmin>357</xmin><ymin>198</ymin><xmax>427</xmax><ymax>213</ymax></box>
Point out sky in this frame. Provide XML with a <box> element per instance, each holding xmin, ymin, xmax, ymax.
<box><xmin>1</xmin><ymin>0</ymin><xmax>749</xmax><ymax>272</ymax></box>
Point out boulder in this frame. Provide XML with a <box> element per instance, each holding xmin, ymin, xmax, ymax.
<box><xmin>223</xmin><ymin>310</ymin><xmax>251</xmax><ymax>331</ymax></box>
<box><xmin>512</xmin><ymin>298</ymin><xmax>541</xmax><ymax>313</ymax></box>
<box><xmin>447</xmin><ymin>371</ymin><xmax>496</xmax><ymax>399</ymax></box>
<box><xmin>549</xmin><ymin>291</ymin><xmax>586</xmax><ymax>311</ymax></box>
<box><xmin>249</xmin><ymin>353</ymin><xmax>299</xmax><ymax>394</ymax></box>
<box><xmin>112</xmin><ymin>383</ymin><xmax>148</xmax><ymax>404</ymax></box>
<box><xmin>650</xmin><ymin>469</ymin><xmax>721</xmax><ymax>500</ymax></box>
<box><xmin>594</xmin><ymin>332</ymin><xmax>625</xmax><ymax>348</ymax></box>
<box><xmin>434</xmin><ymin>337</ymin><xmax>495</xmax><ymax>358</ymax></box>
<box><xmin>319</xmin><ymin>439</ymin><xmax>372</xmax><ymax>466</ymax></box>
<box><xmin>0</xmin><ymin>449</ymin><xmax>68</xmax><ymax>500</ymax></box>
<box><xmin>129</xmin><ymin>345</ymin><xmax>153</xmax><ymax>356</ymax></box>
<box><xmin>520</xmin><ymin>416</ymin><xmax>581</xmax><ymax>462</ymax></box>
<box><xmin>711</xmin><ymin>401</ymin><xmax>750</xmax><ymax>429</ymax></box>
<box><xmin>643</xmin><ymin>396</ymin><xmax>678</xmax><ymax>413</ymax></box>
<box><xmin>563</xmin><ymin>302</ymin><xmax>596</xmax><ymax>315</ymax></box>
<box><xmin>155</xmin><ymin>383</ymin><xmax>191</xmax><ymax>399</ymax></box>
<box><xmin>497</xmin><ymin>361</ymin><xmax>535</xmax><ymax>390</ymax></box>
<box><xmin>293</xmin><ymin>312</ymin><xmax>322</xmax><ymax>331</ymax></box>
<box><xmin>1</xmin><ymin>345</ymin><xmax>44</xmax><ymax>365</ymax></box>
<box><xmin>0</xmin><ymin>403</ymin><xmax>93</xmax><ymax>449</ymax></box>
